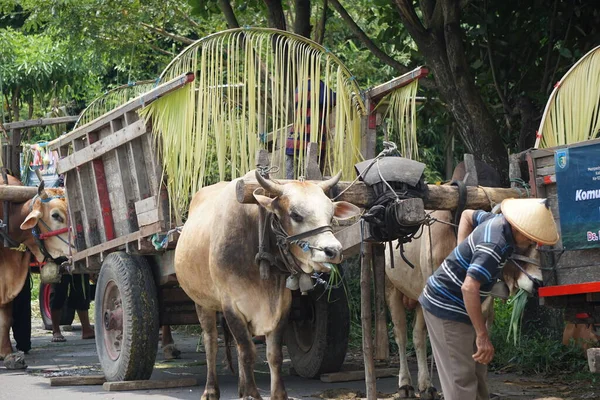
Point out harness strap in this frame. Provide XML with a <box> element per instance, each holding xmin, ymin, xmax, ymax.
<box><xmin>450</xmin><ymin>179</ymin><xmax>467</xmax><ymax>236</ymax></box>
<box><xmin>508</xmin><ymin>257</ymin><xmax>543</xmax><ymax>289</ymax></box>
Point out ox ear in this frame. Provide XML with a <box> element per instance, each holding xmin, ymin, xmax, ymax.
<box><xmin>253</xmin><ymin>193</ymin><xmax>275</xmax><ymax>212</ymax></box>
<box><xmin>333</xmin><ymin>201</ymin><xmax>361</xmax><ymax>220</ymax></box>
<box><xmin>21</xmin><ymin>209</ymin><xmax>43</xmax><ymax>230</ymax></box>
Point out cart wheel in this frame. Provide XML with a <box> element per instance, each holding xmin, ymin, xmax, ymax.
<box><xmin>95</xmin><ymin>252</ymin><xmax>159</xmax><ymax>381</ymax></box>
<box><xmin>39</xmin><ymin>283</ymin><xmax>76</xmax><ymax>330</ymax></box>
<box><xmin>284</xmin><ymin>284</ymin><xmax>349</xmax><ymax>378</ymax></box>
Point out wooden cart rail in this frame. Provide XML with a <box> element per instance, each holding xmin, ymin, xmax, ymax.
<box><xmin>48</xmin><ymin>73</ymin><xmax>194</xmax><ymax>271</ymax></box>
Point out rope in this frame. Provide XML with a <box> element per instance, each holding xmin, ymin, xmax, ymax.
<box><xmin>510</xmin><ymin>178</ymin><xmax>531</xmax><ymax>197</ymax></box>
<box><xmin>151</xmin><ymin>226</ymin><xmax>183</xmax><ymax>250</ymax></box>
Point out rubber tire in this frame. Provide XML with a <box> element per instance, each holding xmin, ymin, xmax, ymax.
<box><xmin>39</xmin><ymin>282</ymin><xmax>76</xmax><ymax>330</ymax></box>
<box><xmin>95</xmin><ymin>252</ymin><xmax>159</xmax><ymax>381</ymax></box>
<box><xmin>284</xmin><ymin>284</ymin><xmax>350</xmax><ymax>378</ymax></box>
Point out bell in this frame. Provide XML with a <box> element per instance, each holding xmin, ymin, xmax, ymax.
<box><xmin>286</xmin><ymin>275</ymin><xmax>299</xmax><ymax>291</ymax></box>
<box><xmin>490</xmin><ymin>281</ymin><xmax>509</xmax><ymax>300</ymax></box>
<box><xmin>299</xmin><ymin>273</ymin><xmax>314</xmax><ymax>293</ymax></box>
<box><xmin>40</xmin><ymin>261</ymin><xmax>62</xmax><ymax>284</ymax></box>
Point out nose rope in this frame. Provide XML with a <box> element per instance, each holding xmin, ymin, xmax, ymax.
<box><xmin>508</xmin><ymin>256</ymin><xmax>543</xmax><ymax>290</ymax></box>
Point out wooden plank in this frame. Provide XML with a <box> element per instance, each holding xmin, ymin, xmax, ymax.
<box><xmin>372</xmin><ymin>243</ymin><xmax>389</xmax><ymax>361</ymax></box>
<box><xmin>361</xmin><ymin>242</ymin><xmax>376</xmax><ymax>400</ymax></box>
<box><xmin>4</xmin><ymin>116</ymin><xmax>78</xmax><ymax>130</ymax></box>
<box><xmin>463</xmin><ymin>153</ymin><xmax>478</xmax><ymax>186</ymax></box>
<box><xmin>236</xmin><ymin>179</ymin><xmax>526</xmax><ymax>209</ymax></box>
<box><xmin>364</xmin><ymin>67</ymin><xmax>429</xmax><ymax>100</ymax></box>
<box><xmin>135</xmin><ymin>197</ymin><xmax>157</xmax><ymax>215</ymax></box>
<box><xmin>50</xmin><ymin>375</ymin><xmax>106</xmax><ymax>386</ymax></box>
<box><xmin>57</xmin><ymin>119</ymin><xmax>147</xmax><ymax>174</ymax></box>
<box><xmin>125</xmin><ymin>112</ymin><xmax>152</xmax><ymax>200</ymax></box>
<box><xmin>0</xmin><ymin>185</ymin><xmax>38</xmax><ymax>202</ymax></box>
<box><xmin>113</xmin><ymin>116</ymin><xmax>139</xmax><ymax>233</ymax></box>
<box><xmin>71</xmin><ymin>221</ymin><xmax>161</xmax><ymax>262</ymax></box>
<box><xmin>537</xmin><ymin>165</ymin><xmax>556</xmax><ymax>176</ymax></box>
<box><xmin>137</xmin><ymin>209</ymin><xmax>160</xmax><ymax>226</ymax></box>
<box><xmin>320</xmin><ymin>368</ymin><xmax>397</xmax><ymax>383</ymax></box>
<box><xmin>335</xmin><ymin>221</ymin><xmax>373</xmax><ymax>256</ymax></box>
<box><xmin>103</xmin><ymin>378</ymin><xmax>198</xmax><ymax>392</ymax></box>
<box><xmin>48</xmin><ymin>73</ymin><xmax>194</xmax><ymax>150</ymax></box>
<box><xmin>88</xmin><ymin>131</ymin><xmax>116</xmax><ymax>241</ymax></box>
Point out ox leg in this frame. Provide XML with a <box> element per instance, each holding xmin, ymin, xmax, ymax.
<box><xmin>223</xmin><ymin>306</ymin><xmax>262</xmax><ymax>400</ymax></box>
<box><xmin>196</xmin><ymin>305</ymin><xmax>220</xmax><ymax>400</ymax></box>
<box><xmin>414</xmin><ymin>306</ymin><xmax>438</xmax><ymax>400</ymax></box>
<box><xmin>385</xmin><ymin>279</ymin><xmax>414</xmax><ymax>398</ymax></box>
<box><xmin>0</xmin><ymin>304</ymin><xmax>14</xmax><ymax>360</ymax></box>
<box><xmin>265</xmin><ymin>318</ymin><xmax>288</xmax><ymax>400</ymax></box>
<box><xmin>161</xmin><ymin>325</ymin><xmax>181</xmax><ymax>360</ymax></box>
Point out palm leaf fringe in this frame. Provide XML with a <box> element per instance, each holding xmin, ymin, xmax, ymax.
<box><xmin>380</xmin><ymin>80</ymin><xmax>419</xmax><ymax>160</ymax></box>
<box><xmin>536</xmin><ymin>45</ymin><xmax>600</xmax><ymax>148</ymax></box>
<box><xmin>139</xmin><ymin>28</ymin><xmax>366</xmax><ymax>217</ymax></box>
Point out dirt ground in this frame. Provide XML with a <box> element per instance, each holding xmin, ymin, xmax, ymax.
<box><xmin>1</xmin><ymin>312</ymin><xmax>598</xmax><ymax>400</ymax></box>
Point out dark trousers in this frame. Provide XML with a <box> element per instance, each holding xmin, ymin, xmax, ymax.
<box><xmin>11</xmin><ymin>272</ymin><xmax>31</xmax><ymax>353</ymax></box>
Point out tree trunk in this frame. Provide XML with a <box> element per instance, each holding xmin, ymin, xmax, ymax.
<box><xmin>263</xmin><ymin>0</ymin><xmax>287</xmax><ymax>30</ymax></box>
<box><xmin>294</xmin><ymin>0</ymin><xmax>312</xmax><ymax>38</ymax></box>
<box><xmin>313</xmin><ymin>0</ymin><xmax>328</xmax><ymax>44</ymax></box>
<box><xmin>393</xmin><ymin>0</ymin><xmax>509</xmax><ymax>179</ymax></box>
<box><xmin>217</xmin><ymin>0</ymin><xmax>240</xmax><ymax>28</ymax></box>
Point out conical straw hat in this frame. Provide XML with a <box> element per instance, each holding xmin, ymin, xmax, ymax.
<box><xmin>501</xmin><ymin>198</ymin><xmax>559</xmax><ymax>245</ymax></box>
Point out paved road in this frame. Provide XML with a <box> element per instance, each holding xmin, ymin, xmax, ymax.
<box><xmin>0</xmin><ymin>326</ymin><xmax>404</xmax><ymax>400</ymax></box>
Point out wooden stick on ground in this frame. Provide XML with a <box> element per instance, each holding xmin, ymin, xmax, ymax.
<box><xmin>50</xmin><ymin>375</ymin><xmax>106</xmax><ymax>386</ymax></box>
<box><xmin>320</xmin><ymin>368</ymin><xmax>397</xmax><ymax>383</ymax></box>
<box><xmin>103</xmin><ymin>378</ymin><xmax>198</xmax><ymax>391</ymax></box>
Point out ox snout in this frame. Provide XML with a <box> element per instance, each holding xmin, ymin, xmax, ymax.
<box><xmin>312</xmin><ymin>242</ymin><xmax>343</xmax><ymax>264</ymax></box>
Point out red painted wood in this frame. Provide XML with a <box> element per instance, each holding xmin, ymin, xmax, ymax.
<box><xmin>88</xmin><ymin>132</ymin><xmax>116</xmax><ymax>241</ymax></box>
<box><xmin>538</xmin><ymin>281</ymin><xmax>600</xmax><ymax>297</ymax></box>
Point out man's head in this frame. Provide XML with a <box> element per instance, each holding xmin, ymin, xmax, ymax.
<box><xmin>501</xmin><ymin>198</ymin><xmax>559</xmax><ymax>250</ymax></box>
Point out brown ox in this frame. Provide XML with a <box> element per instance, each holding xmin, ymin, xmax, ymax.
<box><xmin>0</xmin><ymin>177</ymin><xmax>72</xmax><ymax>359</ymax></box>
<box><xmin>174</xmin><ymin>170</ymin><xmax>360</xmax><ymax>400</ymax></box>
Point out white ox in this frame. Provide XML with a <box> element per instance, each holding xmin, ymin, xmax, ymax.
<box><xmin>385</xmin><ymin>210</ymin><xmax>542</xmax><ymax>399</ymax></box>
<box><xmin>0</xmin><ymin>178</ymin><xmax>72</xmax><ymax>359</ymax></box>
<box><xmin>174</xmin><ymin>170</ymin><xmax>360</xmax><ymax>400</ymax></box>
<box><xmin>384</xmin><ymin>161</ymin><xmax>542</xmax><ymax>399</ymax></box>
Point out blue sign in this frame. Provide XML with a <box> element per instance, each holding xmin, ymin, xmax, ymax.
<box><xmin>555</xmin><ymin>142</ymin><xmax>600</xmax><ymax>250</ymax></box>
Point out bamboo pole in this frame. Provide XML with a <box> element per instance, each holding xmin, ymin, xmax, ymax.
<box><xmin>0</xmin><ymin>185</ymin><xmax>38</xmax><ymax>202</ymax></box>
<box><xmin>361</xmin><ymin>240</ymin><xmax>376</xmax><ymax>400</ymax></box>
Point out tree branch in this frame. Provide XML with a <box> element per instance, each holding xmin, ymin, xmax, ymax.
<box><xmin>314</xmin><ymin>0</ymin><xmax>328</xmax><ymax>44</ymax></box>
<box><xmin>328</xmin><ymin>0</ymin><xmax>410</xmax><ymax>75</ymax></box>
<box><xmin>393</xmin><ymin>0</ymin><xmax>428</xmax><ymax>42</ymax></box>
<box><xmin>149</xmin><ymin>44</ymin><xmax>176</xmax><ymax>56</ymax></box>
<box><xmin>140</xmin><ymin>23</ymin><xmax>195</xmax><ymax>45</ymax></box>
<box><xmin>217</xmin><ymin>0</ymin><xmax>240</xmax><ymax>29</ymax></box>
<box><xmin>540</xmin><ymin>0</ymin><xmax>558</xmax><ymax>93</ymax></box>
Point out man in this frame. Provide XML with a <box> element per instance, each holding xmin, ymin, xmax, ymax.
<box><xmin>50</xmin><ymin>274</ymin><xmax>94</xmax><ymax>342</ymax></box>
<box><xmin>285</xmin><ymin>79</ymin><xmax>336</xmax><ymax>179</ymax></box>
<box><xmin>419</xmin><ymin>198</ymin><xmax>559</xmax><ymax>400</ymax></box>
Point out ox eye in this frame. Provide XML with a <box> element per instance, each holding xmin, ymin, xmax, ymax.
<box><xmin>290</xmin><ymin>211</ymin><xmax>303</xmax><ymax>223</ymax></box>
<box><xmin>52</xmin><ymin>213</ymin><xmax>64</xmax><ymax>223</ymax></box>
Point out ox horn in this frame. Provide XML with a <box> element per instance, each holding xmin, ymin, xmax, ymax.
<box><xmin>37</xmin><ymin>180</ymin><xmax>48</xmax><ymax>200</ymax></box>
<box><xmin>255</xmin><ymin>170</ymin><xmax>284</xmax><ymax>196</ymax></box>
<box><xmin>318</xmin><ymin>170</ymin><xmax>342</xmax><ymax>193</ymax></box>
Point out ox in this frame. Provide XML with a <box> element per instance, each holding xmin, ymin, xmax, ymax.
<box><xmin>384</xmin><ymin>161</ymin><xmax>543</xmax><ymax>399</ymax></box>
<box><xmin>174</xmin><ymin>170</ymin><xmax>360</xmax><ymax>400</ymax></box>
<box><xmin>0</xmin><ymin>177</ymin><xmax>72</xmax><ymax>359</ymax></box>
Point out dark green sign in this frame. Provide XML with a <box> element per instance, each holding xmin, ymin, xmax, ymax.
<box><xmin>555</xmin><ymin>142</ymin><xmax>600</xmax><ymax>250</ymax></box>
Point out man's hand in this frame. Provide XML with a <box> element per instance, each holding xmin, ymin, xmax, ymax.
<box><xmin>473</xmin><ymin>332</ymin><xmax>495</xmax><ymax>365</ymax></box>
<box><xmin>462</xmin><ymin>275</ymin><xmax>495</xmax><ymax>365</ymax></box>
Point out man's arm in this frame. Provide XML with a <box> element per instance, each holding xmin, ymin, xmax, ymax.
<box><xmin>462</xmin><ymin>276</ymin><xmax>495</xmax><ymax>364</ymax></box>
<box><xmin>457</xmin><ymin>209</ymin><xmax>476</xmax><ymax>243</ymax></box>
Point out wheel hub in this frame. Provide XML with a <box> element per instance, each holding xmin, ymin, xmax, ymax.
<box><xmin>102</xmin><ymin>280</ymin><xmax>123</xmax><ymax>361</ymax></box>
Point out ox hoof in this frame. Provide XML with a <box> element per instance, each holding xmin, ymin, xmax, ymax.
<box><xmin>201</xmin><ymin>389</ymin><xmax>220</xmax><ymax>400</ymax></box>
<box><xmin>419</xmin><ymin>387</ymin><xmax>439</xmax><ymax>400</ymax></box>
<box><xmin>163</xmin><ymin>344</ymin><xmax>181</xmax><ymax>360</ymax></box>
<box><xmin>398</xmin><ymin>384</ymin><xmax>416</xmax><ymax>398</ymax></box>
<box><xmin>3</xmin><ymin>351</ymin><xmax>27</xmax><ymax>370</ymax></box>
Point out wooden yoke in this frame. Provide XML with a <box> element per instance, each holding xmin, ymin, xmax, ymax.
<box><xmin>236</xmin><ymin>179</ymin><xmax>526</xmax><ymax>210</ymax></box>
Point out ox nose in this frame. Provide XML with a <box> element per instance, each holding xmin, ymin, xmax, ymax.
<box><xmin>323</xmin><ymin>246</ymin><xmax>342</xmax><ymax>261</ymax></box>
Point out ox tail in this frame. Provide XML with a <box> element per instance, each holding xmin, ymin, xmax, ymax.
<box><xmin>220</xmin><ymin>314</ymin><xmax>235</xmax><ymax>374</ymax></box>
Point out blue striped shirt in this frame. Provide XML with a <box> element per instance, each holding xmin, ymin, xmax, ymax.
<box><xmin>419</xmin><ymin>211</ymin><xmax>516</xmax><ymax>324</ymax></box>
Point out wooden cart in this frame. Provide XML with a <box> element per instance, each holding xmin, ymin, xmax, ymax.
<box><xmin>47</xmin><ymin>73</ymin><xmax>350</xmax><ymax>382</ymax></box>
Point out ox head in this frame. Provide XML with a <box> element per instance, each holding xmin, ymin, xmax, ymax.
<box><xmin>502</xmin><ymin>245</ymin><xmax>543</xmax><ymax>296</ymax></box>
<box><xmin>253</xmin><ymin>171</ymin><xmax>361</xmax><ymax>273</ymax></box>
<box><xmin>20</xmin><ymin>184</ymin><xmax>72</xmax><ymax>262</ymax></box>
